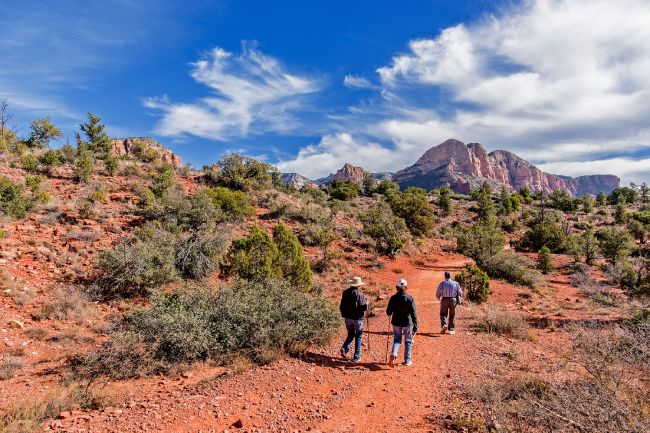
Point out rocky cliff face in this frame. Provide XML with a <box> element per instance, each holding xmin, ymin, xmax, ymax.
<box><xmin>281</xmin><ymin>173</ymin><xmax>317</xmax><ymax>190</ymax></box>
<box><xmin>110</xmin><ymin>137</ymin><xmax>182</xmax><ymax>168</ymax></box>
<box><xmin>317</xmin><ymin>163</ymin><xmax>369</xmax><ymax>185</ymax></box>
<box><xmin>392</xmin><ymin>139</ymin><xmax>619</xmax><ymax>196</ymax></box>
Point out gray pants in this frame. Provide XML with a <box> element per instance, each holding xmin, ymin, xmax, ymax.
<box><xmin>440</xmin><ymin>297</ymin><xmax>457</xmax><ymax>330</ymax></box>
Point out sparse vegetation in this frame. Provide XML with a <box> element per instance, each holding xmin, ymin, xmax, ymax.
<box><xmin>456</xmin><ymin>265</ymin><xmax>490</xmax><ymax>303</ymax></box>
<box><xmin>74</xmin><ymin>279</ymin><xmax>339</xmax><ymax>380</ymax></box>
<box><xmin>473</xmin><ymin>306</ymin><xmax>530</xmax><ymax>339</ymax></box>
<box><xmin>361</xmin><ymin>200</ymin><xmax>409</xmax><ymax>257</ymax></box>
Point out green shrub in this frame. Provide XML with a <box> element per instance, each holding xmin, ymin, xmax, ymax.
<box><xmin>74</xmin><ymin>142</ymin><xmax>93</xmax><ymax>183</ymax></box>
<box><xmin>470</xmin><ymin>182</ymin><xmax>496</xmax><ymax>222</ymax></box>
<box><xmin>437</xmin><ymin>185</ymin><xmax>452</xmax><ymax>216</ymax></box>
<box><xmin>131</xmin><ymin>140</ymin><xmax>161</xmax><ymax>163</ymax></box>
<box><xmin>375</xmin><ymin>179</ymin><xmax>399</xmax><ymax>196</ymax></box>
<box><xmin>388</xmin><ymin>189</ymin><xmax>435</xmax><ymax>237</ymax></box>
<box><xmin>206</xmin><ymin>153</ymin><xmax>274</xmax><ymax>191</ymax></box>
<box><xmin>456</xmin><ymin>265</ymin><xmax>490</xmax><ymax>303</ymax></box>
<box><xmin>103</xmin><ymin>153</ymin><xmax>119</xmax><ymax>175</ymax></box>
<box><xmin>58</xmin><ymin>142</ymin><xmax>77</xmax><ymax>163</ymax></box>
<box><xmin>205</xmin><ymin>186</ymin><xmax>254</xmax><ymax>220</ymax></box>
<box><xmin>94</xmin><ymin>225</ymin><xmax>178</xmax><ymax>299</ymax></box>
<box><xmin>80</xmin><ymin>113</ymin><xmax>111</xmax><ymax>154</ymax></box>
<box><xmin>537</xmin><ymin>246</ymin><xmax>553</xmax><ymax>274</ymax></box>
<box><xmin>225</xmin><ymin>226</ymin><xmax>281</xmax><ymax>281</ymax></box>
<box><xmin>548</xmin><ymin>189</ymin><xmax>579</xmax><ymax>213</ymax></box>
<box><xmin>360</xmin><ymin>200</ymin><xmax>409</xmax><ymax>257</ymax></box>
<box><xmin>273</xmin><ymin>223</ymin><xmax>312</xmax><ymax>292</ymax></box>
<box><xmin>596</xmin><ymin>227</ymin><xmax>635</xmax><ymax>265</ymax></box>
<box><xmin>76</xmin><ymin>279</ymin><xmax>339</xmax><ymax>380</ymax></box>
<box><xmin>520</xmin><ymin>219</ymin><xmax>567</xmax><ymax>252</ymax></box>
<box><xmin>21</xmin><ymin>154</ymin><xmax>39</xmax><ymax>172</ymax></box>
<box><xmin>150</xmin><ymin>164</ymin><xmax>175</xmax><ymax>198</ymax></box>
<box><xmin>0</xmin><ymin>177</ymin><xmax>31</xmax><ymax>219</ymax></box>
<box><xmin>482</xmin><ymin>251</ymin><xmax>538</xmax><ymax>288</ymax></box>
<box><xmin>608</xmin><ymin>186</ymin><xmax>637</xmax><ymax>205</ymax></box>
<box><xmin>39</xmin><ymin>150</ymin><xmax>61</xmax><ymax>173</ymax></box>
<box><xmin>328</xmin><ymin>179</ymin><xmax>360</xmax><ymax>201</ymax></box>
<box><xmin>456</xmin><ymin>219</ymin><xmax>505</xmax><ymax>266</ymax></box>
<box><xmin>175</xmin><ymin>227</ymin><xmax>230</xmax><ymax>279</ymax></box>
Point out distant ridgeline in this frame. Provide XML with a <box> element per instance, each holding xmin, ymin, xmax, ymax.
<box><xmin>282</xmin><ymin>139</ymin><xmax>620</xmax><ymax>197</ymax></box>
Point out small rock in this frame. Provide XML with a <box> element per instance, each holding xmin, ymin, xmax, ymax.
<box><xmin>230</xmin><ymin>419</ymin><xmax>244</xmax><ymax>428</ymax></box>
<box><xmin>58</xmin><ymin>411</ymin><xmax>71</xmax><ymax>419</ymax></box>
<box><xmin>8</xmin><ymin>320</ymin><xmax>24</xmax><ymax>329</ymax></box>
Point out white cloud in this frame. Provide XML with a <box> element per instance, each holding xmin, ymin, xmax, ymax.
<box><xmin>343</xmin><ymin>75</ymin><xmax>378</xmax><ymax>89</ymax></box>
<box><xmin>280</xmin><ymin>0</ymin><xmax>650</xmax><ymax>184</ymax></box>
<box><xmin>276</xmin><ymin>133</ymin><xmax>396</xmax><ymax>179</ymax></box>
<box><xmin>539</xmin><ymin>157</ymin><xmax>650</xmax><ymax>185</ymax></box>
<box><xmin>145</xmin><ymin>43</ymin><xmax>322</xmax><ymax>140</ymax></box>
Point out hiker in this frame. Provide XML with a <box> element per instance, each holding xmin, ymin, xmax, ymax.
<box><xmin>386</xmin><ymin>279</ymin><xmax>418</xmax><ymax>367</ymax></box>
<box><xmin>339</xmin><ymin>276</ymin><xmax>368</xmax><ymax>362</ymax></box>
<box><xmin>436</xmin><ymin>271</ymin><xmax>463</xmax><ymax>335</ymax></box>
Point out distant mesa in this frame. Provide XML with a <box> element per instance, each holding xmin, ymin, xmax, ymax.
<box><xmin>110</xmin><ymin>137</ymin><xmax>182</xmax><ymax>168</ymax></box>
<box><xmin>392</xmin><ymin>139</ymin><xmax>619</xmax><ymax>196</ymax></box>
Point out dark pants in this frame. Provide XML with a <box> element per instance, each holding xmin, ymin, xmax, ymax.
<box><xmin>342</xmin><ymin>318</ymin><xmax>364</xmax><ymax>361</ymax></box>
<box><xmin>440</xmin><ymin>297</ymin><xmax>457</xmax><ymax>330</ymax></box>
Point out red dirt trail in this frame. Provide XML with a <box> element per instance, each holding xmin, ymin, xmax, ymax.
<box><xmin>71</xmin><ymin>255</ymin><xmax>485</xmax><ymax>433</ymax></box>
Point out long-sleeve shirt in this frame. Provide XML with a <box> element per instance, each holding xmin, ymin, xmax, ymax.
<box><xmin>386</xmin><ymin>290</ymin><xmax>417</xmax><ymax>329</ymax></box>
<box><xmin>436</xmin><ymin>279</ymin><xmax>462</xmax><ymax>300</ymax></box>
<box><xmin>339</xmin><ymin>287</ymin><xmax>368</xmax><ymax>320</ymax></box>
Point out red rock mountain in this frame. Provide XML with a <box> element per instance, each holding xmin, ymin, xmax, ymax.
<box><xmin>392</xmin><ymin>139</ymin><xmax>619</xmax><ymax>196</ymax></box>
<box><xmin>316</xmin><ymin>163</ymin><xmax>369</xmax><ymax>185</ymax></box>
<box><xmin>111</xmin><ymin>137</ymin><xmax>182</xmax><ymax>168</ymax></box>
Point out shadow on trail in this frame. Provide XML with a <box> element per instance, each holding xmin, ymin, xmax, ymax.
<box><xmin>413</xmin><ymin>332</ymin><xmax>442</xmax><ymax>339</ymax></box>
<box><xmin>301</xmin><ymin>352</ymin><xmax>386</xmax><ymax>371</ymax></box>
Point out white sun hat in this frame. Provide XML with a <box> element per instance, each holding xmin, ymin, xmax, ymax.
<box><xmin>396</xmin><ymin>278</ymin><xmax>408</xmax><ymax>289</ymax></box>
<box><xmin>347</xmin><ymin>276</ymin><xmax>366</xmax><ymax>287</ymax></box>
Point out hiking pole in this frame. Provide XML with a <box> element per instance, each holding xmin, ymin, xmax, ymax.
<box><xmin>365</xmin><ymin>312</ymin><xmax>371</xmax><ymax>353</ymax></box>
<box><xmin>384</xmin><ymin>315</ymin><xmax>392</xmax><ymax>364</ymax></box>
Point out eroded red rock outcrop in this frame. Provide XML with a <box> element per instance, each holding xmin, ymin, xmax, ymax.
<box><xmin>392</xmin><ymin>139</ymin><xmax>619</xmax><ymax>195</ymax></box>
<box><xmin>317</xmin><ymin>163</ymin><xmax>369</xmax><ymax>185</ymax></box>
<box><xmin>110</xmin><ymin>137</ymin><xmax>182</xmax><ymax>168</ymax></box>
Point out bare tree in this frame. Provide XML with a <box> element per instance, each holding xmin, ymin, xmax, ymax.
<box><xmin>1</xmin><ymin>98</ymin><xmax>14</xmax><ymax>152</ymax></box>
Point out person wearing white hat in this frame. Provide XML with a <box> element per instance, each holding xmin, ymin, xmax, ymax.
<box><xmin>339</xmin><ymin>276</ymin><xmax>368</xmax><ymax>362</ymax></box>
<box><xmin>386</xmin><ymin>278</ymin><xmax>418</xmax><ymax>367</ymax></box>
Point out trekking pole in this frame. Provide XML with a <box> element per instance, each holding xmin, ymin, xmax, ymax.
<box><xmin>384</xmin><ymin>315</ymin><xmax>392</xmax><ymax>364</ymax></box>
<box><xmin>366</xmin><ymin>312</ymin><xmax>371</xmax><ymax>353</ymax></box>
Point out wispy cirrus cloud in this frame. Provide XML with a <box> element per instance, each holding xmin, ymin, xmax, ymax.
<box><xmin>145</xmin><ymin>43</ymin><xmax>322</xmax><ymax>141</ymax></box>
<box><xmin>279</xmin><ymin>0</ymin><xmax>650</xmax><ymax>184</ymax></box>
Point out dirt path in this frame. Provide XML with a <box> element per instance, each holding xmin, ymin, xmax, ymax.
<box><xmin>67</xmin><ymin>255</ymin><xmax>485</xmax><ymax>433</ymax></box>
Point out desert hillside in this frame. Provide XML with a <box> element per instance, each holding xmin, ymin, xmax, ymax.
<box><xmin>0</xmin><ymin>116</ymin><xmax>648</xmax><ymax>433</ymax></box>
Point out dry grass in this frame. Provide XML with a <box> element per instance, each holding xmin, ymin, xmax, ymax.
<box><xmin>473</xmin><ymin>306</ymin><xmax>530</xmax><ymax>340</ymax></box>
<box><xmin>0</xmin><ymin>359</ymin><xmax>23</xmax><ymax>380</ymax></box>
<box><xmin>468</xmin><ymin>323</ymin><xmax>650</xmax><ymax>433</ymax></box>
<box><xmin>24</xmin><ymin>327</ymin><xmax>49</xmax><ymax>340</ymax></box>
<box><xmin>0</xmin><ymin>385</ymin><xmax>115</xmax><ymax>433</ymax></box>
<box><xmin>33</xmin><ymin>287</ymin><xmax>93</xmax><ymax>323</ymax></box>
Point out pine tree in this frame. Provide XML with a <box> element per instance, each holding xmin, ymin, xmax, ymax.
<box><xmin>226</xmin><ymin>226</ymin><xmax>280</xmax><ymax>281</ymax></box>
<box><xmin>438</xmin><ymin>185</ymin><xmax>452</xmax><ymax>216</ymax></box>
<box><xmin>272</xmin><ymin>223</ymin><xmax>312</xmax><ymax>292</ymax></box>
<box><xmin>73</xmin><ymin>135</ymin><xmax>93</xmax><ymax>183</ymax></box>
<box><xmin>27</xmin><ymin>117</ymin><xmax>62</xmax><ymax>148</ymax></box>
<box><xmin>537</xmin><ymin>246</ymin><xmax>553</xmax><ymax>274</ymax></box>
<box><xmin>80</xmin><ymin>113</ymin><xmax>112</xmax><ymax>154</ymax></box>
<box><xmin>471</xmin><ymin>182</ymin><xmax>495</xmax><ymax>222</ymax></box>
<box><xmin>499</xmin><ymin>186</ymin><xmax>513</xmax><ymax>215</ymax></box>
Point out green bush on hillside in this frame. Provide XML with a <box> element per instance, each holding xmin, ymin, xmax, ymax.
<box><xmin>205</xmin><ymin>186</ymin><xmax>255</xmax><ymax>220</ymax></box>
<box><xmin>361</xmin><ymin>200</ymin><xmax>410</xmax><ymax>257</ymax></box>
<box><xmin>520</xmin><ymin>219</ymin><xmax>567</xmax><ymax>252</ymax></box>
<box><xmin>0</xmin><ymin>177</ymin><xmax>32</xmax><ymax>219</ymax></box>
<box><xmin>388</xmin><ymin>188</ymin><xmax>435</xmax><ymax>237</ymax></box>
<box><xmin>482</xmin><ymin>251</ymin><xmax>539</xmax><ymax>288</ymax></box>
<box><xmin>596</xmin><ymin>227</ymin><xmax>635</xmax><ymax>265</ymax></box>
<box><xmin>75</xmin><ymin>279</ymin><xmax>339</xmax><ymax>380</ymax></box>
<box><xmin>175</xmin><ymin>227</ymin><xmax>230</xmax><ymax>279</ymax></box>
<box><xmin>206</xmin><ymin>153</ymin><xmax>275</xmax><ymax>191</ymax></box>
<box><xmin>456</xmin><ymin>265</ymin><xmax>490</xmax><ymax>304</ymax></box>
<box><xmin>328</xmin><ymin>179</ymin><xmax>360</xmax><ymax>201</ymax></box>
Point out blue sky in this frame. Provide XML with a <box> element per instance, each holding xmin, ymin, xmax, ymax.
<box><xmin>2</xmin><ymin>0</ymin><xmax>649</xmax><ymax>184</ymax></box>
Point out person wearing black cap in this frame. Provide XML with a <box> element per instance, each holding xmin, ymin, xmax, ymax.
<box><xmin>435</xmin><ymin>271</ymin><xmax>463</xmax><ymax>334</ymax></box>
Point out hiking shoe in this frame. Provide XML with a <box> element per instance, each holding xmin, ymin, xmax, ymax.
<box><xmin>340</xmin><ymin>347</ymin><xmax>347</xmax><ymax>359</ymax></box>
<box><xmin>449</xmin><ymin>329</ymin><xmax>456</xmax><ymax>335</ymax></box>
<box><xmin>441</xmin><ymin>325</ymin><xmax>447</xmax><ymax>334</ymax></box>
<box><xmin>389</xmin><ymin>355</ymin><xmax>396</xmax><ymax>368</ymax></box>
<box><xmin>353</xmin><ymin>358</ymin><xmax>361</xmax><ymax>363</ymax></box>
<box><xmin>404</xmin><ymin>360</ymin><xmax>412</xmax><ymax>367</ymax></box>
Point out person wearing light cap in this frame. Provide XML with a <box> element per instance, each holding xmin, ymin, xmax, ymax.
<box><xmin>386</xmin><ymin>278</ymin><xmax>418</xmax><ymax>367</ymax></box>
<box><xmin>339</xmin><ymin>276</ymin><xmax>368</xmax><ymax>362</ymax></box>
<box><xmin>436</xmin><ymin>271</ymin><xmax>463</xmax><ymax>335</ymax></box>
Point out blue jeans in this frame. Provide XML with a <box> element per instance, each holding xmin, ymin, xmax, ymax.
<box><xmin>391</xmin><ymin>325</ymin><xmax>413</xmax><ymax>363</ymax></box>
<box><xmin>342</xmin><ymin>318</ymin><xmax>364</xmax><ymax>361</ymax></box>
